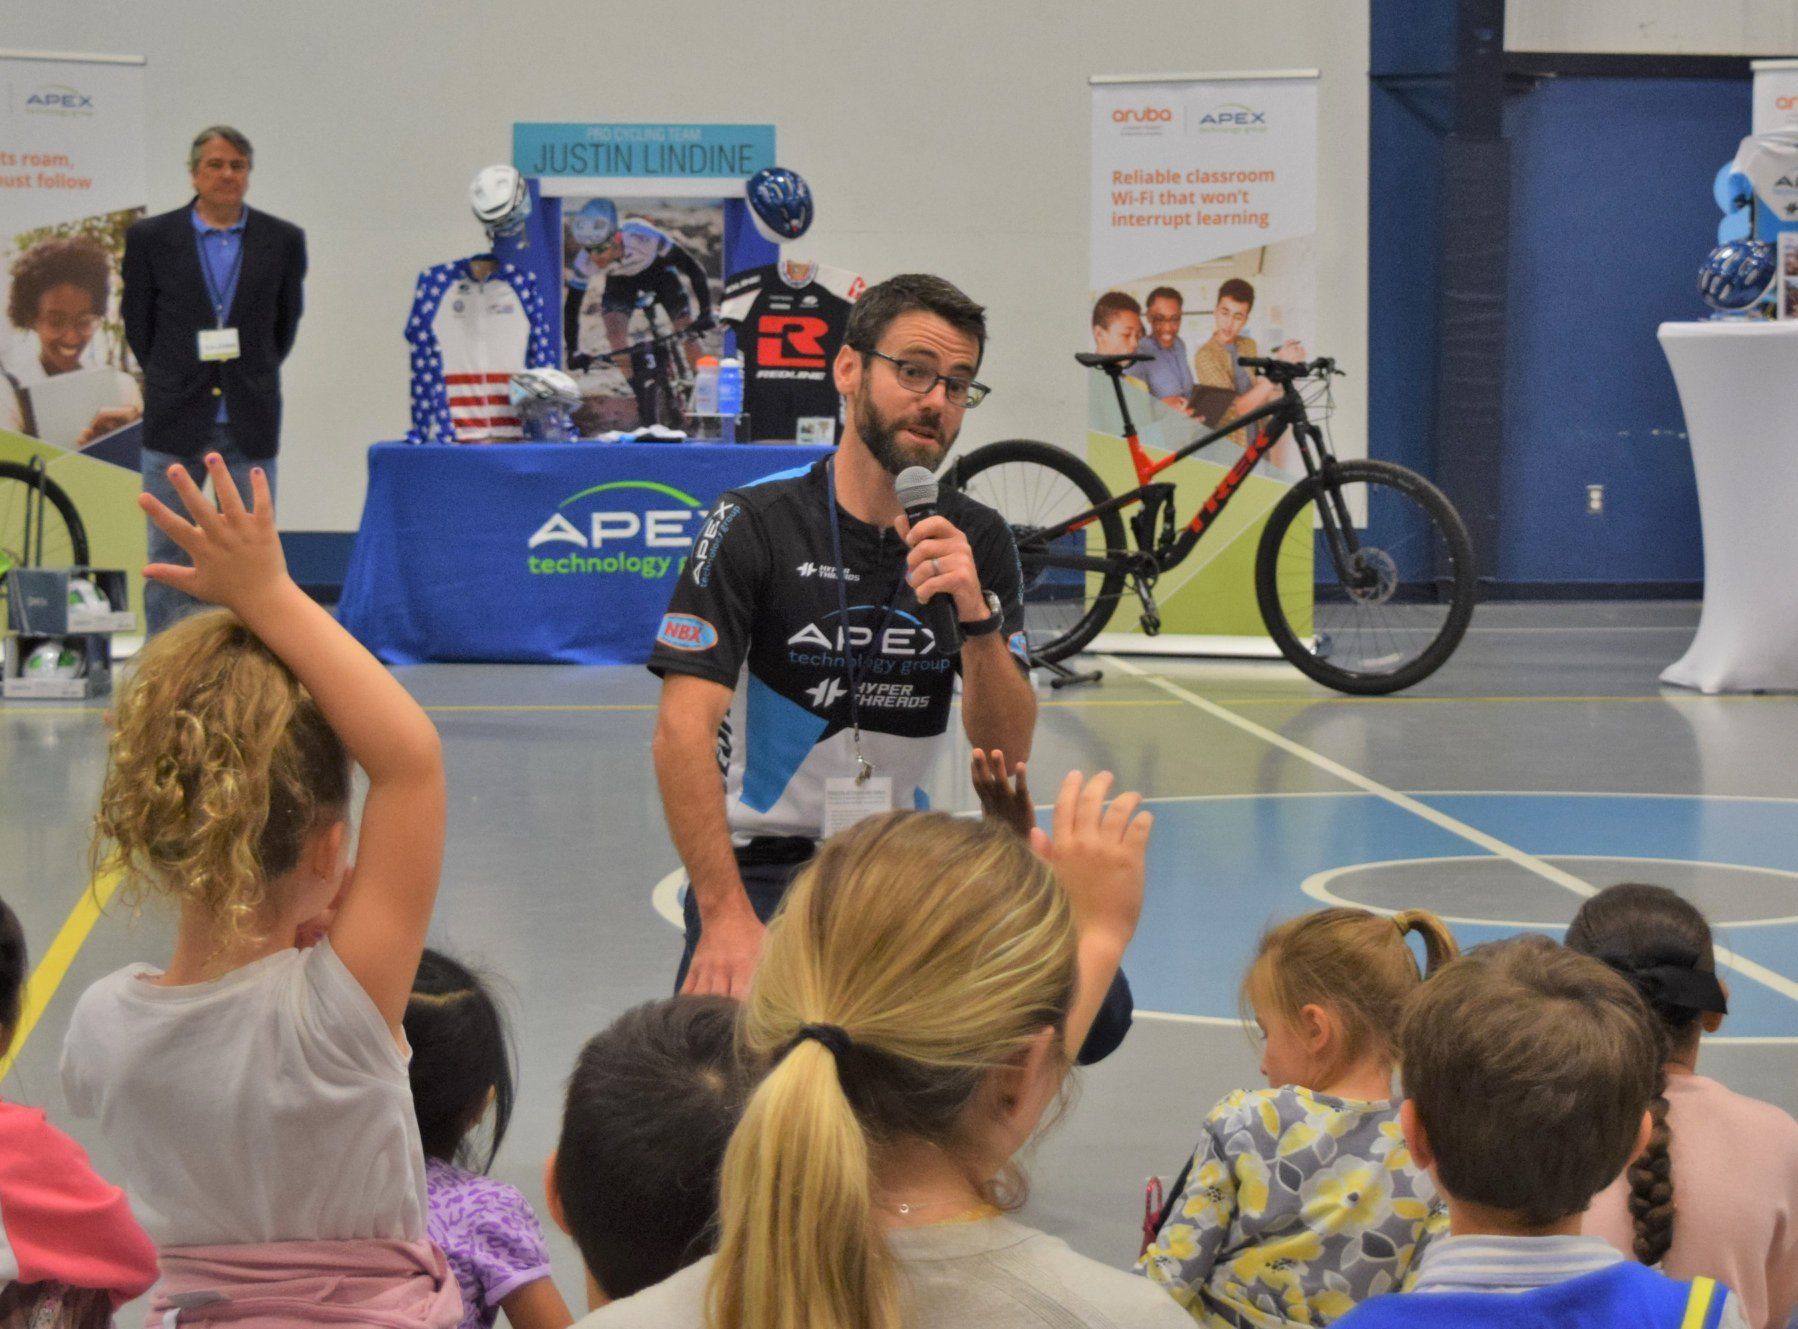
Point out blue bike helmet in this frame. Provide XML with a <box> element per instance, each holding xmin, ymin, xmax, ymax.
<box><xmin>1698</xmin><ymin>239</ymin><xmax>1775</xmax><ymax>311</ymax></box>
<box><xmin>569</xmin><ymin>197</ymin><xmax>618</xmax><ymax>249</ymax></box>
<box><xmin>746</xmin><ymin>167</ymin><xmax>814</xmax><ymax>243</ymax></box>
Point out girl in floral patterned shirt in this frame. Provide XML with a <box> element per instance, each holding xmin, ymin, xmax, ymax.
<box><xmin>1138</xmin><ymin>908</ymin><xmax>1458</xmax><ymax>1328</ymax></box>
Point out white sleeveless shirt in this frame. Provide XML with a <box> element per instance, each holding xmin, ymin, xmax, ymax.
<box><xmin>60</xmin><ymin>939</ymin><xmax>429</xmax><ymax>1247</ymax></box>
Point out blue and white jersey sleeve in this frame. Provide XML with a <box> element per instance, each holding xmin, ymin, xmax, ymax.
<box><xmin>406</xmin><ymin>262</ymin><xmax>458</xmax><ymax>443</ymax></box>
<box><xmin>502</xmin><ymin>264</ymin><xmax>555</xmax><ymax>370</ymax></box>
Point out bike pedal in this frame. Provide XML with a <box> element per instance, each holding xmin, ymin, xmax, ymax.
<box><xmin>1140</xmin><ymin>614</ymin><xmax>1162</xmax><ymax>636</ymax></box>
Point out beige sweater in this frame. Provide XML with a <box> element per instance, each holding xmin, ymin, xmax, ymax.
<box><xmin>1583</xmin><ymin>1072</ymin><xmax>1798</xmax><ymax>1329</ymax></box>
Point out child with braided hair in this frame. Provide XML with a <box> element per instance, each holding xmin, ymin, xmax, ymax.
<box><xmin>1569</xmin><ymin>883</ymin><xmax>1798</xmax><ymax>1329</ymax></box>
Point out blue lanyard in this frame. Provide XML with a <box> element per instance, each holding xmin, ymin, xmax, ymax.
<box><xmin>199</xmin><ymin>226</ymin><xmax>245</xmax><ymax>327</ymax></box>
<box><xmin>825</xmin><ymin>459</ymin><xmax>903</xmax><ymax>781</ymax></box>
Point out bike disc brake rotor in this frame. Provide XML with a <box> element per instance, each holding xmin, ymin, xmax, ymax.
<box><xmin>1345</xmin><ymin>547</ymin><xmax>1399</xmax><ymax>605</ymax></box>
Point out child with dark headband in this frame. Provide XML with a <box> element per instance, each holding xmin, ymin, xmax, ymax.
<box><xmin>1569</xmin><ymin>884</ymin><xmax>1798</xmax><ymax>1329</ymax></box>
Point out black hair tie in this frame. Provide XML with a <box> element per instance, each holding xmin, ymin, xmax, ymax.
<box><xmin>781</xmin><ymin>1022</ymin><xmax>854</xmax><ymax>1073</ymax></box>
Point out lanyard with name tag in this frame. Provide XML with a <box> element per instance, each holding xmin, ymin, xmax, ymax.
<box><xmin>197</xmin><ymin>224</ymin><xmax>245</xmax><ymax>362</ymax></box>
<box><xmin>822</xmin><ymin>459</ymin><xmax>904</xmax><ymax>834</ymax></box>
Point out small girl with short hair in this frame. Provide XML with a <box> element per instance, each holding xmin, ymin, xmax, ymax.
<box><xmin>405</xmin><ymin>950</ymin><xmax>572</xmax><ymax>1329</ymax></box>
<box><xmin>0</xmin><ymin>896</ymin><xmax>158</xmax><ymax>1329</ymax></box>
<box><xmin>1570</xmin><ymin>882</ymin><xmax>1798</xmax><ymax>1329</ymax></box>
<box><xmin>60</xmin><ymin>456</ymin><xmax>457</xmax><ymax>1326</ymax></box>
<box><xmin>1139</xmin><ymin>907</ymin><xmax>1458</xmax><ymax>1328</ymax></box>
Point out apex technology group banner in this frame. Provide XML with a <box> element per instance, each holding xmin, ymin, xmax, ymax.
<box><xmin>0</xmin><ymin>52</ymin><xmax>146</xmax><ymax>455</ymax></box>
<box><xmin>1088</xmin><ymin>73</ymin><xmax>1318</xmax><ymax>652</ymax></box>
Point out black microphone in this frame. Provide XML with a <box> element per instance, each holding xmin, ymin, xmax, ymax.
<box><xmin>895</xmin><ymin>466</ymin><xmax>962</xmax><ymax>655</ymax></box>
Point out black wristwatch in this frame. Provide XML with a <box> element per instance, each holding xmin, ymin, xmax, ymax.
<box><xmin>960</xmin><ymin>590</ymin><xmax>1004</xmax><ymax>638</ymax></box>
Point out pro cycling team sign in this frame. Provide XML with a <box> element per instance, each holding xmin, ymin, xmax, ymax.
<box><xmin>513</xmin><ymin>122</ymin><xmax>775</xmax><ymax>199</ymax></box>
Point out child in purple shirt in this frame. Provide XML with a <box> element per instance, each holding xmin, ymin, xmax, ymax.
<box><xmin>406</xmin><ymin>950</ymin><xmax>572</xmax><ymax>1329</ymax></box>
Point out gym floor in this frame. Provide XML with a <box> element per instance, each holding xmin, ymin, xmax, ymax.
<box><xmin>5</xmin><ymin>598</ymin><xmax>1796</xmax><ymax>1313</ymax></box>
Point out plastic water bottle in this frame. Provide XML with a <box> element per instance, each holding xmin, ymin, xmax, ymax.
<box><xmin>691</xmin><ymin>356</ymin><xmax>720</xmax><ymax>417</ymax></box>
<box><xmin>718</xmin><ymin>357</ymin><xmax>744</xmax><ymax>443</ymax></box>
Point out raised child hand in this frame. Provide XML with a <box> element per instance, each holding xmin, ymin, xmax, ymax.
<box><xmin>1031</xmin><ymin>770</ymin><xmax>1151</xmax><ymax>949</ymax></box>
<box><xmin>971</xmin><ymin>747</ymin><xmax>1035</xmax><ymax>840</ymax></box>
<box><xmin>138</xmin><ymin>454</ymin><xmax>288</xmax><ymax>612</ymax></box>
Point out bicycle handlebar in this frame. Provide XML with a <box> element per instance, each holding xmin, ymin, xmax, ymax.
<box><xmin>1236</xmin><ymin>355</ymin><xmax>1339</xmax><ymax>379</ymax></box>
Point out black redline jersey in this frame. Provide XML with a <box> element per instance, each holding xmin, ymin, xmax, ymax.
<box><xmin>719</xmin><ymin>260</ymin><xmax>863</xmax><ymax>443</ymax></box>
<box><xmin>648</xmin><ymin>457</ymin><xmax>1028</xmax><ymax>844</ymax></box>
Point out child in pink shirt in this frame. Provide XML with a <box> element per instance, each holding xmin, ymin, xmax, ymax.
<box><xmin>1570</xmin><ymin>883</ymin><xmax>1798</xmax><ymax>1329</ymax></box>
<box><xmin>0</xmin><ymin>896</ymin><xmax>158</xmax><ymax>1326</ymax></box>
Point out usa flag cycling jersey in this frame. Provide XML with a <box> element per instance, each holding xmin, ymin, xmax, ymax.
<box><xmin>407</xmin><ymin>257</ymin><xmax>553</xmax><ymax>443</ymax></box>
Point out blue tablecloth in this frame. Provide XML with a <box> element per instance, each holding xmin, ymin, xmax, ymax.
<box><xmin>337</xmin><ymin>441</ymin><xmax>831</xmax><ymax>664</ymax></box>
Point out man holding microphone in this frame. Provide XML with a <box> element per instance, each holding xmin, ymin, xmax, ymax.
<box><xmin>648</xmin><ymin>273</ymin><xmax>1132</xmax><ymax>1062</ymax></box>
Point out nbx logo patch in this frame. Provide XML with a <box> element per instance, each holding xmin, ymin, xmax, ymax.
<box><xmin>756</xmin><ymin>314</ymin><xmax>830</xmax><ymax>368</ymax></box>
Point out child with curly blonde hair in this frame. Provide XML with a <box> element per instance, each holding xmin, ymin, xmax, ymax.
<box><xmin>60</xmin><ymin>455</ymin><xmax>456</xmax><ymax>1327</ymax></box>
<box><xmin>1138</xmin><ymin>908</ymin><xmax>1457</xmax><ymax>1328</ymax></box>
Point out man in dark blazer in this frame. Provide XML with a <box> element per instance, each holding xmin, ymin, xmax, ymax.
<box><xmin>123</xmin><ymin>124</ymin><xmax>305</xmax><ymax>634</ymax></box>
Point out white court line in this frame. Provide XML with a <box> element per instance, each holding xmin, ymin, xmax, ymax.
<box><xmin>1097</xmin><ymin>653</ymin><xmax>1798</xmax><ymax>1006</ymax></box>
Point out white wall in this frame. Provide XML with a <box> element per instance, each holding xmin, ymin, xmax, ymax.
<box><xmin>1507</xmin><ymin>0</ymin><xmax>1798</xmax><ymax>55</ymax></box>
<box><xmin>14</xmin><ymin>0</ymin><xmax>1370</xmax><ymax>532</ymax></box>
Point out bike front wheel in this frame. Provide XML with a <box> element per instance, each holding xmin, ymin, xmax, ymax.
<box><xmin>0</xmin><ymin>461</ymin><xmax>91</xmax><ymax>626</ymax></box>
<box><xmin>1254</xmin><ymin>458</ymin><xmax>1475</xmax><ymax>694</ymax></box>
<box><xmin>948</xmin><ymin>439</ymin><xmax>1127</xmax><ymax>663</ymax></box>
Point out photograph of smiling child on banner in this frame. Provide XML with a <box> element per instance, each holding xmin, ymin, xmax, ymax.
<box><xmin>0</xmin><ymin>206</ymin><xmax>145</xmax><ymax>448</ymax></box>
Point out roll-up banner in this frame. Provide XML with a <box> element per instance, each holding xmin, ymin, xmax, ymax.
<box><xmin>1089</xmin><ymin>71</ymin><xmax>1318</xmax><ymax>655</ymax></box>
<box><xmin>1</xmin><ymin>50</ymin><xmax>151</xmax><ymax>628</ymax></box>
<box><xmin>1752</xmin><ymin>59</ymin><xmax>1798</xmax><ymax>135</ymax></box>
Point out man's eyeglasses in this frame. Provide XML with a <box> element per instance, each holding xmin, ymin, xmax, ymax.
<box><xmin>863</xmin><ymin>348</ymin><xmax>989</xmax><ymax>409</ymax></box>
<box><xmin>37</xmin><ymin>312</ymin><xmax>100</xmax><ymax>337</ymax></box>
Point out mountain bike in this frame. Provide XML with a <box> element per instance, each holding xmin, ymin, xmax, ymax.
<box><xmin>0</xmin><ymin>458</ymin><xmax>90</xmax><ymax>631</ymax></box>
<box><xmin>945</xmin><ymin>352</ymin><xmax>1475</xmax><ymax>694</ymax></box>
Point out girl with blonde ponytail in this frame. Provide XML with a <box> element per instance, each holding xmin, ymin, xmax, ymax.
<box><xmin>589</xmin><ymin>771</ymin><xmax>1185</xmax><ymax>1329</ymax></box>
<box><xmin>61</xmin><ymin>455</ymin><xmax>457</xmax><ymax>1326</ymax></box>
<box><xmin>1571</xmin><ymin>883</ymin><xmax>1798</xmax><ymax>1329</ymax></box>
<box><xmin>1139</xmin><ymin>907</ymin><xmax>1459</xmax><ymax>1326</ymax></box>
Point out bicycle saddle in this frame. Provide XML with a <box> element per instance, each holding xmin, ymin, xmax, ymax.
<box><xmin>1074</xmin><ymin>352</ymin><xmax>1155</xmax><ymax>371</ymax></box>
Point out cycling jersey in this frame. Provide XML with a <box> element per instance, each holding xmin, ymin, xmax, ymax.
<box><xmin>407</xmin><ymin>258</ymin><xmax>553</xmax><ymax>443</ymax></box>
<box><xmin>648</xmin><ymin>457</ymin><xmax>1029</xmax><ymax>843</ymax></box>
<box><xmin>720</xmin><ymin>259</ymin><xmax>864</xmax><ymax>443</ymax></box>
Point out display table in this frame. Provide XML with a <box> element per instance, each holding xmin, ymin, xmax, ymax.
<box><xmin>337</xmin><ymin>441</ymin><xmax>830</xmax><ymax>664</ymax></box>
<box><xmin>1658</xmin><ymin>321</ymin><xmax>1798</xmax><ymax>693</ymax></box>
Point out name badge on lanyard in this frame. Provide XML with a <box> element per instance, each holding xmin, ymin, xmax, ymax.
<box><xmin>198</xmin><ymin>327</ymin><xmax>240</xmax><ymax>362</ymax></box>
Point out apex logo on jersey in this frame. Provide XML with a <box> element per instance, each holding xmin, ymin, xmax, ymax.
<box><xmin>805</xmin><ymin>678</ymin><xmax>847</xmax><ymax>710</ymax></box>
<box><xmin>657</xmin><ymin>613</ymin><xmax>718</xmax><ymax>652</ymax></box>
<box><xmin>756</xmin><ymin>315</ymin><xmax>832</xmax><ymax>369</ymax></box>
<box><xmin>690</xmin><ymin>503</ymin><xmax>742</xmax><ymax>589</ymax></box>
<box><xmin>528</xmin><ymin>479</ymin><xmax>706</xmax><ymax>579</ymax></box>
<box><xmin>787</xmin><ymin>608</ymin><xmax>941</xmax><ymax>660</ymax></box>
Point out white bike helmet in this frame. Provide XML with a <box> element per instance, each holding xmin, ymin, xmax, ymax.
<box><xmin>23</xmin><ymin>638</ymin><xmax>85</xmax><ymax>680</ymax></box>
<box><xmin>509</xmin><ymin>368</ymin><xmax>584</xmax><ymax>441</ymax></box>
<box><xmin>469</xmin><ymin>164</ymin><xmax>531</xmax><ymax>241</ymax></box>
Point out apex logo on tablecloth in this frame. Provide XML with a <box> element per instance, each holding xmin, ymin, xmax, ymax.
<box><xmin>527</xmin><ymin>479</ymin><xmax>707</xmax><ymax>579</ymax></box>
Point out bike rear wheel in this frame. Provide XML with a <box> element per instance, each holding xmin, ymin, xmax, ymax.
<box><xmin>948</xmin><ymin>439</ymin><xmax>1127</xmax><ymax>663</ymax></box>
<box><xmin>0</xmin><ymin>461</ymin><xmax>91</xmax><ymax>628</ymax></box>
<box><xmin>1254</xmin><ymin>458</ymin><xmax>1475</xmax><ymax>694</ymax></box>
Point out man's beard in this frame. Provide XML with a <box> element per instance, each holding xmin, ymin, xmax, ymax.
<box><xmin>852</xmin><ymin>388</ymin><xmax>956</xmax><ymax>476</ymax></box>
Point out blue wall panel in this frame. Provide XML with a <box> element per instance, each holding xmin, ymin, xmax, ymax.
<box><xmin>1498</xmin><ymin>76</ymin><xmax>1748</xmax><ymax>586</ymax></box>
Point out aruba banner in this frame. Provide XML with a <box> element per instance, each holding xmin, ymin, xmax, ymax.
<box><xmin>1088</xmin><ymin>70</ymin><xmax>1318</xmax><ymax>655</ymax></box>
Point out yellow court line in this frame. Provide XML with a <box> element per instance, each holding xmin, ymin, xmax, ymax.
<box><xmin>0</xmin><ymin>870</ymin><xmax>121</xmax><ymax>1083</ymax></box>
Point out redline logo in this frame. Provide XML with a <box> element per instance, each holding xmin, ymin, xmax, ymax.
<box><xmin>1113</xmin><ymin>107</ymin><xmax>1174</xmax><ymax>123</ymax></box>
<box><xmin>756</xmin><ymin>314</ymin><xmax>831</xmax><ymax>368</ymax></box>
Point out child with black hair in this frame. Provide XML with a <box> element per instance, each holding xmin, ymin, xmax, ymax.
<box><xmin>1569</xmin><ymin>884</ymin><xmax>1798</xmax><ymax>1329</ymax></box>
<box><xmin>405</xmin><ymin>950</ymin><xmax>572</xmax><ymax>1329</ymax></box>
<box><xmin>547</xmin><ymin>996</ymin><xmax>746</xmax><ymax>1316</ymax></box>
<box><xmin>0</xmin><ymin>895</ymin><xmax>158</xmax><ymax>1327</ymax></box>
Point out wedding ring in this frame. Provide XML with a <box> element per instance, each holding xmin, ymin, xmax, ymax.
<box><xmin>931</xmin><ymin>557</ymin><xmax>942</xmax><ymax>577</ymax></box>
